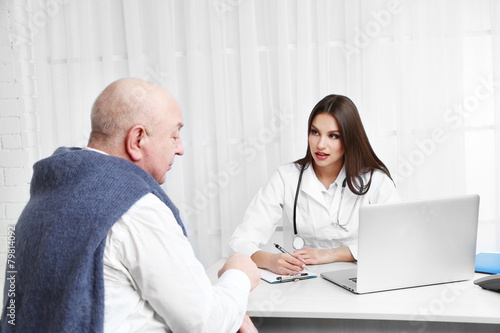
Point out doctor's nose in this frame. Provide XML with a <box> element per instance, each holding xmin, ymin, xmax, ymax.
<box><xmin>317</xmin><ymin>136</ymin><xmax>327</xmax><ymax>149</ymax></box>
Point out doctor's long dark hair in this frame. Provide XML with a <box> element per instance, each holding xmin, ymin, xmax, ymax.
<box><xmin>294</xmin><ymin>94</ymin><xmax>393</xmax><ymax>195</ymax></box>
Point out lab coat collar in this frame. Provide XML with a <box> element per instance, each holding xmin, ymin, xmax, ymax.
<box><xmin>300</xmin><ymin>164</ymin><xmax>346</xmax><ymax>204</ymax></box>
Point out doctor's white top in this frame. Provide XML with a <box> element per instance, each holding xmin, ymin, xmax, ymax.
<box><xmin>229</xmin><ymin>162</ymin><xmax>400</xmax><ymax>259</ymax></box>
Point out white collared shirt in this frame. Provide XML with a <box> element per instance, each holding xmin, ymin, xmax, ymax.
<box><xmin>82</xmin><ymin>148</ymin><xmax>251</xmax><ymax>332</ymax></box>
<box><xmin>103</xmin><ymin>193</ymin><xmax>250</xmax><ymax>333</ymax></box>
<box><xmin>229</xmin><ymin>163</ymin><xmax>400</xmax><ymax>259</ymax></box>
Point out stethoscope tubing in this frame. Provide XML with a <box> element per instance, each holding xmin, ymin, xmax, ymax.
<box><xmin>293</xmin><ymin>166</ymin><xmax>362</xmax><ymax>242</ymax></box>
<box><xmin>292</xmin><ymin>166</ymin><xmax>306</xmax><ymax>235</ymax></box>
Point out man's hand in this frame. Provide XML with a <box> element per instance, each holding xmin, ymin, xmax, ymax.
<box><xmin>218</xmin><ymin>253</ymin><xmax>261</xmax><ymax>290</ymax></box>
<box><xmin>238</xmin><ymin>314</ymin><xmax>258</xmax><ymax>333</ymax></box>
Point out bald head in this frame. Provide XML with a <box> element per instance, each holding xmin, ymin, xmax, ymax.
<box><xmin>88</xmin><ymin>78</ymin><xmax>178</xmax><ymax>154</ymax></box>
<box><xmin>87</xmin><ymin>78</ymin><xmax>184</xmax><ymax>184</ymax></box>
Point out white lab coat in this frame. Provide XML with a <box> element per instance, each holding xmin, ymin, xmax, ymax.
<box><xmin>229</xmin><ymin>162</ymin><xmax>400</xmax><ymax>259</ymax></box>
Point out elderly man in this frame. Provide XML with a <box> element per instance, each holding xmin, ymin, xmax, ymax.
<box><xmin>1</xmin><ymin>78</ymin><xmax>259</xmax><ymax>332</ymax></box>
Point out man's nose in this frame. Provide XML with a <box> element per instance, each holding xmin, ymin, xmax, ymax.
<box><xmin>176</xmin><ymin>138</ymin><xmax>184</xmax><ymax>156</ymax></box>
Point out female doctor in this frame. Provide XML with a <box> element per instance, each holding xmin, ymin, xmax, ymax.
<box><xmin>229</xmin><ymin>94</ymin><xmax>400</xmax><ymax>275</ymax></box>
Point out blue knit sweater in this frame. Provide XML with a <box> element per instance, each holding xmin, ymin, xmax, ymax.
<box><xmin>1</xmin><ymin>147</ymin><xmax>186</xmax><ymax>332</ymax></box>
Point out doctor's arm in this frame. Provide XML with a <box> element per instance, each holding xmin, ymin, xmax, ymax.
<box><xmin>292</xmin><ymin>246</ymin><xmax>355</xmax><ymax>265</ymax></box>
<box><xmin>229</xmin><ymin>169</ymin><xmax>305</xmax><ymax>275</ymax></box>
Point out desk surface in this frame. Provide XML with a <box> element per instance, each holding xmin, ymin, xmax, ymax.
<box><xmin>207</xmin><ymin>259</ymin><xmax>500</xmax><ymax>325</ymax></box>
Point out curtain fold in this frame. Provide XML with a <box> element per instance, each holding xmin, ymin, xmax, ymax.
<box><xmin>28</xmin><ymin>0</ymin><xmax>499</xmax><ymax>266</ymax></box>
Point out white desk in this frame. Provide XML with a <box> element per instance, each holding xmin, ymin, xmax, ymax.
<box><xmin>207</xmin><ymin>259</ymin><xmax>500</xmax><ymax>332</ymax></box>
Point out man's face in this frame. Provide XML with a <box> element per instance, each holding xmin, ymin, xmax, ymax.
<box><xmin>142</xmin><ymin>94</ymin><xmax>184</xmax><ymax>185</ymax></box>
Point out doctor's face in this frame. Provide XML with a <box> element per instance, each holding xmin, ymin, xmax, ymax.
<box><xmin>308</xmin><ymin>113</ymin><xmax>344</xmax><ymax>171</ymax></box>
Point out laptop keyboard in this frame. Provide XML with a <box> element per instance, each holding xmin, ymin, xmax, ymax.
<box><xmin>349</xmin><ymin>277</ymin><xmax>357</xmax><ymax>283</ymax></box>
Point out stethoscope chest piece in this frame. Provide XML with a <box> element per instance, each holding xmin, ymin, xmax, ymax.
<box><xmin>292</xmin><ymin>236</ymin><xmax>305</xmax><ymax>250</ymax></box>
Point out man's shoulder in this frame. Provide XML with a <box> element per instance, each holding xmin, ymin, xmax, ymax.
<box><xmin>133</xmin><ymin>193</ymin><xmax>171</xmax><ymax>212</ymax></box>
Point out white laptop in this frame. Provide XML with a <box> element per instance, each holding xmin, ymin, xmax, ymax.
<box><xmin>321</xmin><ymin>194</ymin><xmax>480</xmax><ymax>294</ymax></box>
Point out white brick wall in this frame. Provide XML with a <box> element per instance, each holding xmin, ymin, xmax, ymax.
<box><xmin>0</xmin><ymin>0</ymin><xmax>40</xmax><ymax>305</ymax></box>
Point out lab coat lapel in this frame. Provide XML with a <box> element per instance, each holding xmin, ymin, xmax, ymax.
<box><xmin>299</xmin><ymin>165</ymin><xmax>349</xmax><ymax>206</ymax></box>
<box><xmin>299</xmin><ymin>166</ymin><xmax>325</xmax><ymax>205</ymax></box>
<box><xmin>336</xmin><ymin>187</ymin><xmax>360</xmax><ymax>226</ymax></box>
<box><xmin>327</xmin><ymin>167</ymin><xmax>346</xmax><ymax>212</ymax></box>
<box><xmin>336</xmin><ymin>171</ymin><xmax>364</xmax><ymax>227</ymax></box>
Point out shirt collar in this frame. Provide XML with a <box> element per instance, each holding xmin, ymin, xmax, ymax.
<box><xmin>83</xmin><ymin>146</ymin><xmax>108</xmax><ymax>155</ymax></box>
<box><xmin>300</xmin><ymin>164</ymin><xmax>346</xmax><ymax>202</ymax></box>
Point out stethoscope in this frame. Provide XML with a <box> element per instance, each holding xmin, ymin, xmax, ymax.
<box><xmin>292</xmin><ymin>166</ymin><xmax>362</xmax><ymax>250</ymax></box>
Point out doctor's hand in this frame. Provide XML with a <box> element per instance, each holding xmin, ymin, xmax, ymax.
<box><xmin>292</xmin><ymin>246</ymin><xmax>355</xmax><ymax>265</ymax></box>
<box><xmin>251</xmin><ymin>251</ymin><xmax>305</xmax><ymax>275</ymax></box>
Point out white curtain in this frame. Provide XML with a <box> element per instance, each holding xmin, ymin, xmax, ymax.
<box><xmin>27</xmin><ymin>0</ymin><xmax>499</xmax><ymax>266</ymax></box>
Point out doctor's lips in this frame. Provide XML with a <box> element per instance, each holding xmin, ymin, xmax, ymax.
<box><xmin>315</xmin><ymin>152</ymin><xmax>329</xmax><ymax>160</ymax></box>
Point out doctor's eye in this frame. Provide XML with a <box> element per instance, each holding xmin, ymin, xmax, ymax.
<box><xmin>310</xmin><ymin>129</ymin><xmax>319</xmax><ymax>135</ymax></box>
<box><xmin>329</xmin><ymin>133</ymin><xmax>340</xmax><ymax>139</ymax></box>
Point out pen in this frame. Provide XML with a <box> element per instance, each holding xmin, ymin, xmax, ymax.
<box><xmin>274</xmin><ymin>243</ymin><xmax>294</xmax><ymax>257</ymax></box>
<box><xmin>274</xmin><ymin>243</ymin><xmax>307</xmax><ymax>267</ymax></box>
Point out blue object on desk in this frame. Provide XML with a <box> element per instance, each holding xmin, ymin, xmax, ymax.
<box><xmin>475</xmin><ymin>253</ymin><xmax>500</xmax><ymax>274</ymax></box>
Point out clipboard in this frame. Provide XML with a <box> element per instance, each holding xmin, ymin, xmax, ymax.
<box><xmin>259</xmin><ymin>268</ymin><xmax>317</xmax><ymax>284</ymax></box>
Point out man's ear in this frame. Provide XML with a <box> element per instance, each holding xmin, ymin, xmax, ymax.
<box><xmin>125</xmin><ymin>125</ymin><xmax>147</xmax><ymax>162</ymax></box>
